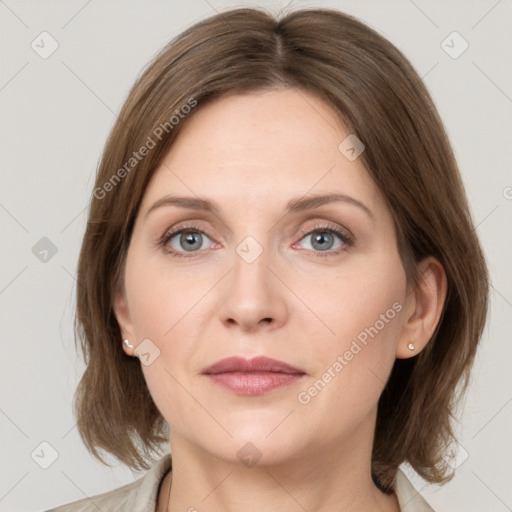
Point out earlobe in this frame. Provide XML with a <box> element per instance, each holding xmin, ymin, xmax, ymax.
<box><xmin>396</xmin><ymin>256</ymin><xmax>448</xmax><ymax>359</ymax></box>
<box><xmin>113</xmin><ymin>288</ymin><xmax>136</xmax><ymax>356</ymax></box>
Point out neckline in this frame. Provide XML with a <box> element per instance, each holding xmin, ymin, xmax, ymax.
<box><xmin>152</xmin><ymin>455</ymin><xmax>431</xmax><ymax>511</ymax></box>
<box><xmin>157</xmin><ymin>466</ymin><xmax>404</xmax><ymax>511</ymax></box>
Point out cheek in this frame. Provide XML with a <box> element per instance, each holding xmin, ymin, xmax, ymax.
<box><xmin>127</xmin><ymin>255</ymin><xmax>204</xmax><ymax>431</ymax></box>
<box><xmin>295</xmin><ymin>256</ymin><xmax>405</xmax><ymax>411</ymax></box>
<box><xmin>123</xmin><ymin>253</ymin><xmax>207</xmax><ymax>423</ymax></box>
<box><xmin>300</xmin><ymin>251</ymin><xmax>405</xmax><ymax>349</ymax></box>
<box><xmin>125</xmin><ymin>249</ymin><xmax>204</xmax><ymax>341</ymax></box>
<box><xmin>332</xmin><ymin>272</ymin><xmax>403</xmax><ymax>351</ymax></box>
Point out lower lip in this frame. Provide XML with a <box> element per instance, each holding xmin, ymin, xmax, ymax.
<box><xmin>205</xmin><ymin>372</ymin><xmax>305</xmax><ymax>395</ymax></box>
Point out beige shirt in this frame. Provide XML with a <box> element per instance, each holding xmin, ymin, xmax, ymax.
<box><xmin>46</xmin><ymin>454</ymin><xmax>434</xmax><ymax>511</ymax></box>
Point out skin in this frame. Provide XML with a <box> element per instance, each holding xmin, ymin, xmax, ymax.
<box><xmin>114</xmin><ymin>88</ymin><xmax>447</xmax><ymax>512</ymax></box>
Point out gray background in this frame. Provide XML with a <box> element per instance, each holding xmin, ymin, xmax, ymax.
<box><xmin>1</xmin><ymin>1</ymin><xmax>511</xmax><ymax>510</ymax></box>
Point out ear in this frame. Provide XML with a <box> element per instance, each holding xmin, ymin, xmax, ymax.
<box><xmin>396</xmin><ymin>256</ymin><xmax>448</xmax><ymax>359</ymax></box>
<box><xmin>113</xmin><ymin>284</ymin><xmax>137</xmax><ymax>357</ymax></box>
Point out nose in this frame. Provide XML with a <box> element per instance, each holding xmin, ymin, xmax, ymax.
<box><xmin>218</xmin><ymin>240</ymin><xmax>288</xmax><ymax>333</ymax></box>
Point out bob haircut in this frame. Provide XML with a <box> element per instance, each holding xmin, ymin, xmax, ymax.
<box><xmin>73</xmin><ymin>7</ymin><xmax>489</xmax><ymax>492</ymax></box>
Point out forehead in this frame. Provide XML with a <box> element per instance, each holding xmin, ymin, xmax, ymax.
<box><xmin>140</xmin><ymin>89</ymin><xmax>384</xmax><ymax>216</ymax></box>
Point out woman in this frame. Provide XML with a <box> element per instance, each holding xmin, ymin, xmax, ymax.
<box><xmin>47</xmin><ymin>6</ymin><xmax>488</xmax><ymax>511</ymax></box>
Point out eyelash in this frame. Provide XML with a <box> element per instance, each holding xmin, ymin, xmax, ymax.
<box><xmin>157</xmin><ymin>223</ymin><xmax>354</xmax><ymax>259</ymax></box>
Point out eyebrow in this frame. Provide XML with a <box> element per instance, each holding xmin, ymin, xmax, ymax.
<box><xmin>144</xmin><ymin>193</ymin><xmax>374</xmax><ymax>220</ymax></box>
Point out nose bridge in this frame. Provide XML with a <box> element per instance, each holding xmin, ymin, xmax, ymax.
<box><xmin>229</xmin><ymin>207</ymin><xmax>275</xmax><ymax>280</ymax></box>
<box><xmin>231</xmin><ymin>232</ymin><xmax>273</xmax><ymax>299</ymax></box>
<box><xmin>218</xmin><ymin>229</ymin><xmax>286</xmax><ymax>330</ymax></box>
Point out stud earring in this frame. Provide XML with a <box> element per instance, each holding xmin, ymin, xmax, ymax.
<box><xmin>123</xmin><ymin>339</ymin><xmax>134</xmax><ymax>349</ymax></box>
<box><xmin>408</xmin><ymin>342</ymin><xmax>415</xmax><ymax>351</ymax></box>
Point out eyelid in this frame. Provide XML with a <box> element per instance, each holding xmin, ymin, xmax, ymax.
<box><xmin>295</xmin><ymin>220</ymin><xmax>354</xmax><ymax>244</ymax></box>
<box><xmin>156</xmin><ymin>222</ymin><xmax>213</xmax><ymax>251</ymax></box>
<box><xmin>157</xmin><ymin>219</ymin><xmax>354</xmax><ymax>257</ymax></box>
<box><xmin>293</xmin><ymin>222</ymin><xmax>353</xmax><ymax>257</ymax></box>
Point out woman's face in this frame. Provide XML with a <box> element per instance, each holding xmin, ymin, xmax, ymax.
<box><xmin>116</xmin><ymin>88</ymin><xmax>412</xmax><ymax>466</ymax></box>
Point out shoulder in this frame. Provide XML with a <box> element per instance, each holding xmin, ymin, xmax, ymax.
<box><xmin>45</xmin><ymin>454</ymin><xmax>172</xmax><ymax>512</ymax></box>
<box><xmin>45</xmin><ymin>479</ymin><xmax>139</xmax><ymax>512</ymax></box>
<box><xmin>394</xmin><ymin>468</ymin><xmax>435</xmax><ymax>512</ymax></box>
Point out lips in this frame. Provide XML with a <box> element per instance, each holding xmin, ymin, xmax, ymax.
<box><xmin>202</xmin><ymin>356</ymin><xmax>305</xmax><ymax>375</ymax></box>
<box><xmin>202</xmin><ymin>356</ymin><xmax>306</xmax><ymax>396</ymax></box>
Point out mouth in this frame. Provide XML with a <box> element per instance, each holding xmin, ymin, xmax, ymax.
<box><xmin>201</xmin><ymin>356</ymin><xmax>306</xmax><ymax>396</ymax></box>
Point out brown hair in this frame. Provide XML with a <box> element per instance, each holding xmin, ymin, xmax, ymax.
<box><xmin>73</xmin><ymin>6</ymin><xmax>489</xmax><ymax>492</ymax></box>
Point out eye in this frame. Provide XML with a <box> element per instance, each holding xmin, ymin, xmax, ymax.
<box><xmin>158</xmin><ymin>222</ymin><xmax>353</xmax><ymax>259</ymax></box>
<box><xmin>294</xmin><ymin>223</ymin><xmax>353</xmax><ymax>257</ymax></box>
<box><xmin>159</xmin><ymin>224</ymin><xmax>215</xmax><ymax>258</ymax></box>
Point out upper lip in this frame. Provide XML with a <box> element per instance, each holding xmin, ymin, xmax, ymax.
<box><xmin>202</xmin><ymin>356</ymin><xmax>305</xmax><ymax>375</ymax></box>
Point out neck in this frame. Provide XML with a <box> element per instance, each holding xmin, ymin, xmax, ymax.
<box><xmin>164</xmin><ymin>414</ymin><xmax>399</xmax><ymax>512</ymax></box>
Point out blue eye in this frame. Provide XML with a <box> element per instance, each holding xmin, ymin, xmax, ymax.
<box><xmin>295</xmin><ymin>225</ymin><xmax>353</xmax><ymax>257</ymax></box>
<box><xmin>159</xmin><ymin>223</ymin><xmax>353</xmax><ymax>258</ymax></box>
<box><xmin>160</xmin><ymin>225</ymin><xmax>214</xmax><ymax>257</ymax></box>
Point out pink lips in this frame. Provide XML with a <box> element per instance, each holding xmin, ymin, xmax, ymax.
<box><xmin>202</xmin><ymin>356</ymin><xmax>306</xmax><ymax>395</ymax></box>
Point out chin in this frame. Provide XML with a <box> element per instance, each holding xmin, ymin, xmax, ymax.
<box><xmin>220</xmin><ymin>423</ymin><xmax>306</xmax><ymax>466</ymax></box>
